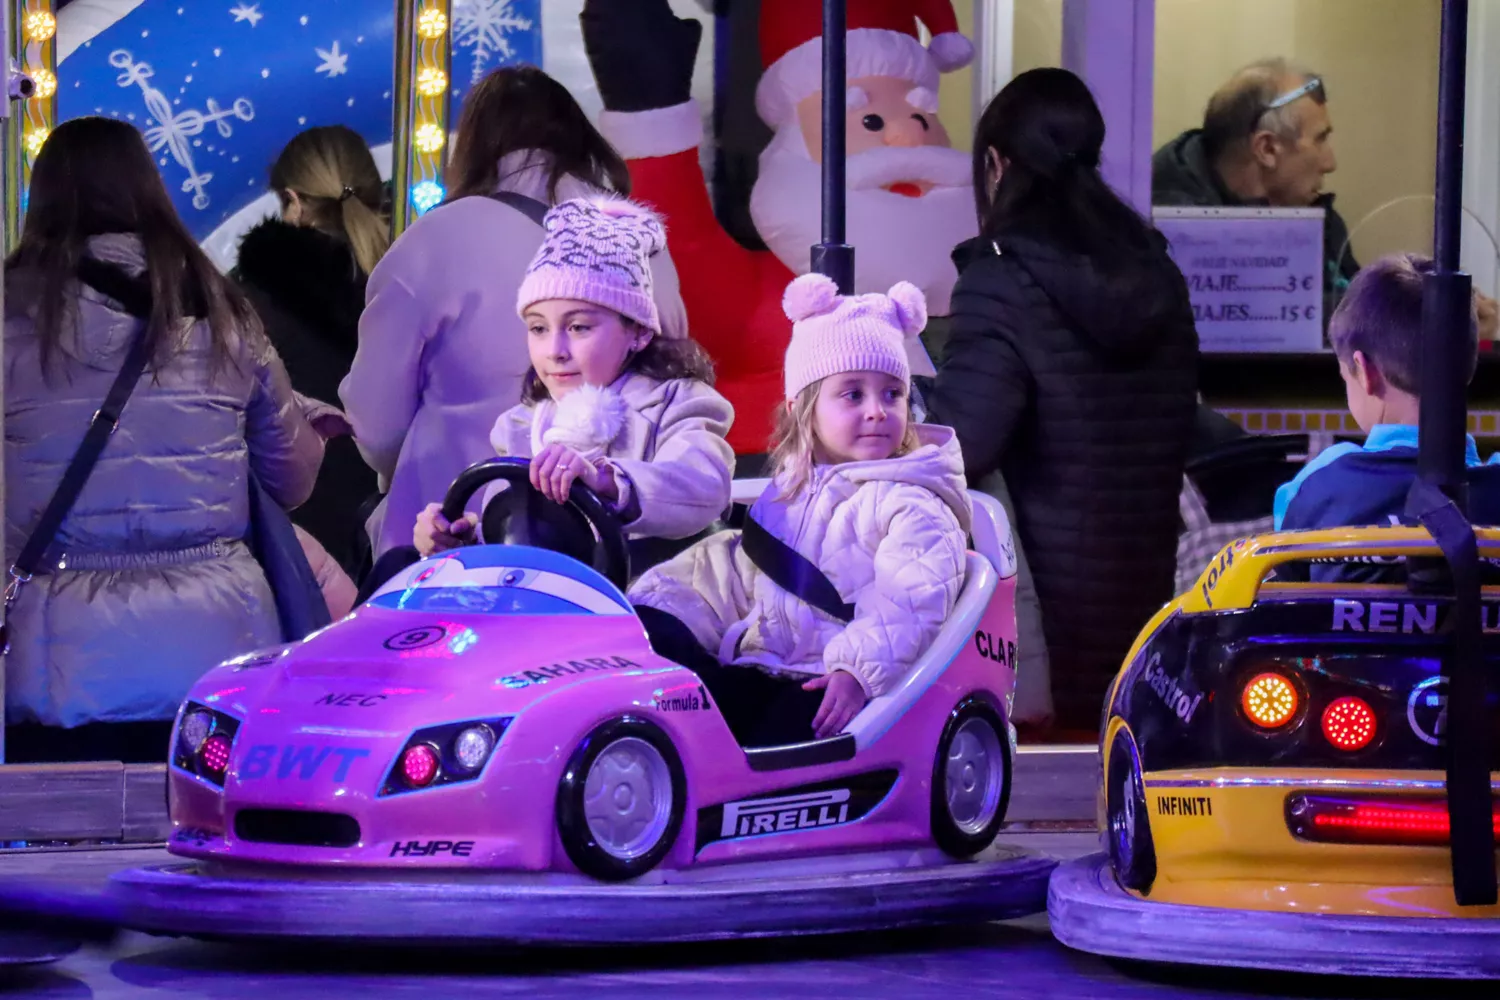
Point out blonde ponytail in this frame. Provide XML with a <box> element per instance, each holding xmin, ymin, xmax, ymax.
<box><xmin>338</xmin><ymin>195</ymin><xmax>391</xmax><ymax>276</ymax></box>
<box><xmin>270</xmin><ymin>125</ymin><xmax>390</xmax><ymax>276</ymax></box>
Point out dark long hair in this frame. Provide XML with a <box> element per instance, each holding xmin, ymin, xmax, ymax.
<box><xmin>10</xmin><ymin>116</ymin><xmax>260</xmax><ymax>374</ymax></box>
<box><xmin>447</xmin><ymin>65</ymin><xmax>631</xmax><ymax>202</ymax></box>
<box><xmin>972</xmin><ymin>68</ymin><xmax>1157</xmax><ymax>265</ymax></box>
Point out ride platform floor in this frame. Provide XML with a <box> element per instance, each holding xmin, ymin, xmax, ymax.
<box><xmin>1</xmin><ymin>832</ymin><xmax>1495</xmax><ymax>999</ymax></box>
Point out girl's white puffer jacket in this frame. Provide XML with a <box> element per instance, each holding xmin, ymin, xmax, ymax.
<box><xmin>629</xmin><ymin>424</ymin><xmax>972</xmax><ymax>697</ymax></box>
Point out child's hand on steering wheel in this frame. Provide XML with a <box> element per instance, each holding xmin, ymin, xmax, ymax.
<box><xmin>530</xmin><ymin>444</ymin><xmax>619</xmax><ymax>505</ymax></box>
<box><xmin>414</xmin><ymin>502</ymin><xmax>477</xmax><ymax>556</ymax></box>
<box><xmin>804</xmin><ymin>670</ymin><xmax>868</xmax><ymax>739</ymax></box>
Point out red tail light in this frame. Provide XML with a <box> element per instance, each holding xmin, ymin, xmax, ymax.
<box><xmin>1321</xmin><ymin>696</ymin><xmax>1378</xmax><ymax>751</ymax></box>
<box><xmin>1287</xmin><ymin>794</ymin><xmax>1500</xmax><ymax>846</ymax></box>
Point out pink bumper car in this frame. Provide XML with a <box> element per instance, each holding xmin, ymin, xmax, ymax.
<box><xmin>110</xmin><ymin>459</ymin><xmax>1054</xmax><ymax>944</ymax></box>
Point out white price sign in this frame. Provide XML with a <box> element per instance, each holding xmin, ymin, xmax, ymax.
<box><xmin>1152</xmin><ymin>207</ymin><xmax>1326</xmax><ymax>353</ymax></box>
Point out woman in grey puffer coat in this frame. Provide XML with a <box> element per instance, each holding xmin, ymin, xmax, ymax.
<box><xmin>3</xmin><ymin>118</ymin><xmax>322</xmax><ymax>763</ymax></box>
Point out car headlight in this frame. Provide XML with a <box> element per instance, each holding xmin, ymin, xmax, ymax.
<box><xmin>380</xmin><ymin>717</ymin><xmax>510</xmax><ymax>797</ymax></box>
<box><xmin>173</xmin><ymin>702</ymin><xmax>241</xmax><ymax>787</ymax></box>
<box><xmin>452</xmin><ymin>724</ymin><xmax>497</xmax><ymax>773</ymax></box>
<box><xmin>180</xmin><ymin>709</ymin><xmax>214</xmax><ymax>753</ymax></box>
<box><xmin>400</xmin><ymin>744</ymin><xmax>442</xmax><ymax>789</ymax></box>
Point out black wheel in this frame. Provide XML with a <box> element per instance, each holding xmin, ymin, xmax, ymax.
<box><xmin>556</xmin><ymin>716</ymin><xmax>686</xmax><ymax>881</ymax></box>
<box><xmin>1106</xmin><ymin>726</ymin><xmax>1157</xmax><ymax>894</ymax></box>
<box><xmin>931</xmin><ymin>697</ymin><xmax>1011</xmax><ymax>857</ymax></box>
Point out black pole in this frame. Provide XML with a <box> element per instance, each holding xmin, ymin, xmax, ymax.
<box><xmin>1411</xmin><ymin>0</ymin><xmax>1497</xmax><ymax>908</ymax></box>
<box><xmin>1420</xmin><ymin>0</ymin><xmax>1473</xmax><ymax>504</ymax></box>
<box><xmin>810</xmin><ymin>0</ymin><xmax>854</xmax><ymax>293</ymax></box>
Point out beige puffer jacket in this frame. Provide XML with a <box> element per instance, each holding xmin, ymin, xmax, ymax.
<box><xmin>629</xmin><ymin>425</ymin><xmax>972</xmax><ymax>697</ymax></box>
<box><xmin>4</xmin><ymin>234</ymin><xmax>322</xmax><ymax>727</ymax></box>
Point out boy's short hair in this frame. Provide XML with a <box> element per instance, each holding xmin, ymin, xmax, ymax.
<box><xmin>1328</xmin><ymin>253</ymin><xmax>1477</xmax><ymax>394</ymax></box>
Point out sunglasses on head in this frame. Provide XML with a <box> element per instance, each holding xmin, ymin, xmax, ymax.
<box><xmin>1264</xmin><ymin>76</ymin><xmax>1325</xmax><ymax>113</ymax></box>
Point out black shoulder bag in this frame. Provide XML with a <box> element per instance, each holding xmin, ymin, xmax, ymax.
<box><xmin>485</xmin><ymin>190</ymin><xmax>549</xmax><ymax>225</ymax></box>
<box><xmin>2</xmin><ymin>259</ymin><xmax>154</xmax><ymax>654</ymax></box>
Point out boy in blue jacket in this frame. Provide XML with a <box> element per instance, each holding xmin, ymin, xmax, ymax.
<box><xmin>1274</xmin><ymin>253</ymin><xmax>1500</xmax><ymax>580</ymax></box>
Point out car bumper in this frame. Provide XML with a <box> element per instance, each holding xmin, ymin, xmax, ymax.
<box><xmin>1139</xmin><ymin>766</ymin><xmax>1500</xmax><ymax>917</ymax></box>
<box><xmin>166</xmin><ymin>761</ymin><xmax>554</xmax><ymax>871</ymax></box>
<box><xmin>1049</xmin><ymin>853</ymin><xmax>1500</xmax><ymax>978</ymax></box>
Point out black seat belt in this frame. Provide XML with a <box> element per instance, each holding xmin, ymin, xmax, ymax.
<box><xmin>740</xmin><ymin>513</ymin><xmax>855</xmax><ymax>624</ymax></box>
<box><xmin>1407</xmin><ymin>478</ymin><xmax>1498</xmax><ymax>906</ymax></box>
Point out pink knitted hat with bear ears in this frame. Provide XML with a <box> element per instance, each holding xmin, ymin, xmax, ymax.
<box><xmin>781</xmin><ymin>272</ymin><xmax>928</xmax><ymax>401</ymax></box>
<box><xmin>516</xmin><ymin>196</ymin><xmax>669</xmax><ymax>335</ymax></box>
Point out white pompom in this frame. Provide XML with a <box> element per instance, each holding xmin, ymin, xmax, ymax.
<box><xmin>542</xmin><ymin>384</ymin><xmax>629</xmax><ymax>460</ymax></box>
<box><xmin>587</xmin><ymin>197</ymin><xmax>666</xmax><ymax>254</ymax></box>
<box><xmin>783</xmin><ymin>273</ymin><xmax>842</xmax><ymax>322</ymax></box>
<box><xmin>887</xmin><ymin>281</ymin><xmax>929</xmax><ymax>338</ymax></box>
<box><xmin>928</xmin><ymin>32</ymin><xmax>975</xmax><ymax>72</ymax></box>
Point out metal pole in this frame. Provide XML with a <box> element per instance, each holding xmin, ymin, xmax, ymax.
<box><xmin>1434</xmin><ymin>0</ymin><xmax>1467</xmax><ymax>274</ymax></box>
<box><xmin>1414</xmin><ymin>0</ymin><xmax>1497</xmax><ymax>908</ymax></box>
<box><xmin>810</xmin><ymin>0</ymin><xmax>854</xmax><ymax>293</ymax></box>
<box><xmin>1421</xmin><ymin>0</ymin><xmax>1472</xmax><ymax>500</ymax></box>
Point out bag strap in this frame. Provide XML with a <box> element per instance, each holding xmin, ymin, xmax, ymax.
<box><xmin>6</xmin><ymin>261</ymin><xmax>154</xmax><ymax>600</ymax></box>
<box><xmin>740</xmin><ymin>511</ymin><xmax>855</xmax><ymax>624</ymax></box>
<box><xmin>484</xmin><ymin>191</ymin><xmax>549</xmax><ymax>226</ymax></box>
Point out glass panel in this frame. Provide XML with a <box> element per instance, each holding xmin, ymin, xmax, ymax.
<box><xmin>1013</xmin><ymin>0</ymin><xmax>1064</xmax><ymax>76</ymax></box>
<box><xmin>1153</xmin><ymin>0</ymin><xmax>1440</xmax><ymax>267</ymax></box>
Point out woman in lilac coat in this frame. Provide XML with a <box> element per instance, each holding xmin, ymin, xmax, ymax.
<box><xmin>341</xmin><ymin>66</ymin><xmax>687</xmax><ymax>558</ymax></box>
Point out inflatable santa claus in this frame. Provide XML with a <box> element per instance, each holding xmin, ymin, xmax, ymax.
<box><xmin>583</xmin><ymin>0</ymin><xmax>978</xmax><ymax>454</ymax></box>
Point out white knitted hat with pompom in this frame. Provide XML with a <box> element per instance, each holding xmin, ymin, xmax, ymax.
<box><xmin>781</xmin><ymin>272</ymin><xmax>927</xmax><ymax>401</ymax></box>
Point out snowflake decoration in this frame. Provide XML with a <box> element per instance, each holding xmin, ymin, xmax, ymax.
<box><xmin>110</xmin><ymin>49</ymin><xmax>255</xmax><ymax>210</ymax></box>
<box><xmin>229</xmin><ymin>3</ymin><xmax>263</xmax><ymax>26</ymax></box>
<box><xmin>315</xmin><ymin>40</ymin><xmax>349</xmax><ymax>78</ymax></box>
<box><xmin>452</xmin><ymin>0</ymin><xmax>534</xmax><ymax>85</ymax></box>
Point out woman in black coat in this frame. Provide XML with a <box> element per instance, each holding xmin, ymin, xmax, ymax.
<box><xmin>927</xmin><ymin>69</ymin><xmax>1200</xmax><ymax>733</ymax></box>
<box><xmin>234</xmin><ymin>126</ymin><xmax>385</xmax><ymax>576</ymax></box>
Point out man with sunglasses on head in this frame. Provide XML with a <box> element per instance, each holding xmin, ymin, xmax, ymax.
<box><xmin>1153</xmin><ymin>58</ymin><xmax>1357</xmax><ymax>311</ymax></box>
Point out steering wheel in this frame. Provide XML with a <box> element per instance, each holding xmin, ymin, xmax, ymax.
<box><xmin>441</xmin><ymin>456</ymin><xmax>631</xmax><ymax>591</ymax></box>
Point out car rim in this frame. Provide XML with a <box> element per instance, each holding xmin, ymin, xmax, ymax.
<box><xmin>1110</xmin><ymin>749</ymin><xmax>1140</xmax><ymax>869</ymax></box>
<box><xmin>582</xmin><ymin>736</ymin><xmax>673</xmax><ymax>861</ymax></box>
<box><xmin>944</xmin><ymin>716</ymin><xmax>1004</xmax><ymax>835</ymax></box>
<box><xmin>1112</xmin><ymin>759</ymin><xmax>1138</xmax><ymax>867</ymax></box>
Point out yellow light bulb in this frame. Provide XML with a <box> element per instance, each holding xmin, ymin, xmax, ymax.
<box><xmin>1241</xmin><ymin>672</ymin><xmax>1298</xmax><ymax>728</ymax></box>
<box><xmin>416</xmin><ymin>8</ymin><xmax>448</xmax><ymax>39</ymax></box>
<box><xmin>413</xmin><ymin>122</ymin><xmax>446</xmax><ymax>154</ymax></box>
<box><xmin>415</xmin><ymin>67</ymin><xmax>448</xmax><ymax>98</ymax></box>
<box><xmin>25</xmin><ymin>10</ymin><xmax>57</xmax><ymax>43</ymax></box>
<box><xmin>31</xmin><ymin>68</ymin><xmax>56</xmax><ymax>99</ymax></box>
<box><xmin>24</xmin><ymin>127</ymin><xmax>49</xmax><ymax>157</ymax></box>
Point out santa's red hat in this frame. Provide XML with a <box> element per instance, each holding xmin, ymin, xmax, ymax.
<box><xmin>755</xmin><ymin>0</ymin><xmax>975</xmax><ymax>130</ymax></box>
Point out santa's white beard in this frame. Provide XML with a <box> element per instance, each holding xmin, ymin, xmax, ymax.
<box><xmin>749</xmin><ymin>126</ymin><xmax>978</xmax><ymax>315</ymax></box>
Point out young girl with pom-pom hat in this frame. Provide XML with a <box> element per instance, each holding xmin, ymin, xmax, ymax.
<box><xmin>628</xmin><ymin>273</ymin><xmax>972</xmax><ymax>747</ymax></box>
<box><xmin>405</xmin><ymin>196</ymin><xmax>734</xmax><ymax>570</ymax></box>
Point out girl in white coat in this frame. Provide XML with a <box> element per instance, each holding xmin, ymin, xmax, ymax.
<box><xmin>409</xmin><ymin>196</ymin><xmax>734</xmax><ymax>568</ymax></box>
<box><xmin>630</xmin><ymin>274</ymin><xmax>973</xmax><ymax>747</ymax></box>
<box><xmin>341</xmin><ymin>67</ymin><xmax>689</xmax><ymax>560</ymax></box>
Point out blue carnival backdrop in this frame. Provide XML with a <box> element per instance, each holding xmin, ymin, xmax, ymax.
<box><xmin>57</xmin><ymin>0</ymin><xmax>542</xmax><ymax>240</ymax></box>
